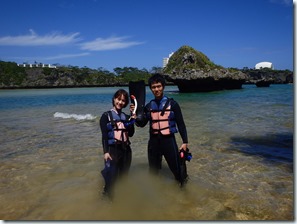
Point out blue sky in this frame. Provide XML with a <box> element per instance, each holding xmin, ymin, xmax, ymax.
<box><xmin>0</xmin><ymin>0</ymin><xmax>293</xmax><ymax>71</ymax></box>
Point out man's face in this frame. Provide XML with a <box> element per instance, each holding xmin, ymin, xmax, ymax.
<box><xmin>150</xmin><ymin>82</ymin><xmax>164</xmax><ymax>99</ymax></box>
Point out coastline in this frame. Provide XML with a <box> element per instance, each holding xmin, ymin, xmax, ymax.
<box><xmin>0</xmin><ymin>83</ymin><xmax>177</xmax><ymax>90</ymax></box>
<box><xmin>0</xmin><ymin>82</ymin><xmax>289</xmax><ymax>90</ymax></box>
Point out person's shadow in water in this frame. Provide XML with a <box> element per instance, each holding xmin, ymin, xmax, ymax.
<box><xmin>229</xmin><ymin>132</ymin><xmax>293</xmax><ymax>171</ymax></box>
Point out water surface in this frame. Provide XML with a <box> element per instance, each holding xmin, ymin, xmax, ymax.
<box><xmin>0</xmin><ymin>85</ymin><xmax>293</xmax><ymax>220</ymax></box>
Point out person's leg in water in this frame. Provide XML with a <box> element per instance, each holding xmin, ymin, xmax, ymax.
<box><xmin>118</xmin><ymin>144</ymin><xmax>132</xmax><ymax>177</ymax></box>
<box><xmin>162</xmin><ymin>136</ymin><xmax>188</xmax><ymax>187</ymax></box>
<box><xmin>102</xmin><ymin>146</ymin><xmax>119</xmax><ymax>199</ymax></box>
<box><xmin>148</xmin><ymin>136</ymin><xmax>162</xmax><ymax>175</ymax></box>
<box><xmin>103</xmin><ymin>144</ymin><xmax>132</xmax><ymax>199</ymax></box>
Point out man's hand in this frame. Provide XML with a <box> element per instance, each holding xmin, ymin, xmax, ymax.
<box><xmin>179</xmin><ymin>143</ymin><xmax>188</xmax><ymax>151</ymax></box>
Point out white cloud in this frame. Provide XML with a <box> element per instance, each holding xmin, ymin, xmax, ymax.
<box><xmin>80</xmin><ymin>36</ymin><xmax>144</xmax><ymax>51</ymax></box>
<box><xmin>45</xmin><ymin>52</ymin><xmax>90</xmax><ymax>60</ymax></box>
<box><xmin>0</xmin><ymin>30</ymin><xmax>144</xmax><ymax>53</ymax></box>
<box><xmin>7</xmin><ymin>52</ymin><xmax>90</xmax><ymax>63</ymax></box>
<box><xmin>0</xmin><ymin>29</ymin><xmax>81</xmax><ymax>46</ymax></box>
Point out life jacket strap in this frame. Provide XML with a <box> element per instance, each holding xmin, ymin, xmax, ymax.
<box><xmin>160</xmin><ymin>98</ymin><xmax>172</xmax><ymax>116</ymax></box>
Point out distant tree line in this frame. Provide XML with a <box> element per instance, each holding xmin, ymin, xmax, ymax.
<box><xmin>0</xmin><ymin>61</ymin><xmax>293</xmax><ymax>89</ymax></box>
<box><xmin>0</xmin><ymin>61</ymin><xmax>163</xmax><ymax>88</ymax></box>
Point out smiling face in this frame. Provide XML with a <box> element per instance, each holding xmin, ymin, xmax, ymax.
<box><xmin>150</xmin><ymin>82</ymin><xmax>164</xmax><ymax>99</ymax></box>
<box><xmin>112</xmin><ymin>89</ymin><xmax>129</xmax><ymax>111</ymax></box>
<box><xmin>113</xmin><ymin>94</ymin><xmax>126</xmax><ymax>111</ymax></box>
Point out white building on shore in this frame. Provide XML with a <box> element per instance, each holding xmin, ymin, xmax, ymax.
<box><xmin>163</xmin><ymin>52</ymin><xmax>174</xmax><ymax>68</ymax></box>
<box><xmin>17</xmin><ymin>63</ymin><xmax>57</xmax><ymax>68</ymax></box>
<box><xmin>255</xmin><ymin>61</ymin><xmax>273</xmax><ymax>70</ymax></box>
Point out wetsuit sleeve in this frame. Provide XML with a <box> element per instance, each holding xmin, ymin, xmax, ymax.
<box><xmin>135</xmin><ymin>104</ymin><xmax>149</xmax><ymax>127</ymax></box>
<box><xmin>99</xmin><ymin>113</ymin><xmax>109</xmax><ymax>154</ymax></box>
<box><xmin>172</xmin><ymin>101</ymin><xmax>188</xmax><ymax>143</ymax></box>
<box><xmin>125</xmin><ymin>114</ymin><xmax>135</xmax><ymax>137</ymax></box>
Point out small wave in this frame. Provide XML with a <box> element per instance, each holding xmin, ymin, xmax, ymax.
<box><xmin>54</xmin><ymin>112</ymin><xmax>96</xmax><ymax>121</ymax></box>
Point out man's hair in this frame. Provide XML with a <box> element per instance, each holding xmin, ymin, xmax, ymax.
<box><xmin>112</xmin><ymin>89</ymin><xmax>129</xmax><ymax>108</ymax></box>
<box><xmin>148</xmin><ymin>73</ymin><xmax>165</xmax><ymax>88</ymax></box>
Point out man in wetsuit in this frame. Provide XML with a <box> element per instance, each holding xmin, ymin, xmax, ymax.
<box><xmin>135</xmin><ymin>73</ymin><xmax>190</xmax><ymax>186</ymax></box>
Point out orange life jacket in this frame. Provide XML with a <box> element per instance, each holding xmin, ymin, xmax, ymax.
<box><xmin>148</xmin><ymin>96</ymin><xmax>177</xmax><ymax>135</ymax></box>
<box><xmin>106</xmin><ymin>109</ymin><xmax>129</xmax><ymax>145</ymax></box>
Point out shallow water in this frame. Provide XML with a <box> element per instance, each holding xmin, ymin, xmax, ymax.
<box><xmin>0</xmin><ymin>85</ymin><xmax>293</xmax><ymax>220</ymax></box>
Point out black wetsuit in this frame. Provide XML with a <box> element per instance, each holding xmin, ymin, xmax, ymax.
<box><xmin>136</xmin><ymin>96</ymin><xmax>188</xmax><ymax>184</ymax></box>
<box><xmin>100</xmin><ymin>111</ymin><xmax>134</xmax><ymax>195</ymax></box>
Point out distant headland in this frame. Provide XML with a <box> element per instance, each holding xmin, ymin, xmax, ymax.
<box><xmin>0</xmin><ymin>46</ymin><xmax>293</xmax><ymax>91</ymax></box>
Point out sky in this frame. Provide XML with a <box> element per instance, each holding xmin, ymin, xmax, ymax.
<box><xmin>0</xmin><ymin>0</ymin><xmax>294</xmax><ymax>72</ymax></box>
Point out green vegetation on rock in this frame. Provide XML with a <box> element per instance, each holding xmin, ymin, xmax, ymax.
<box><xmin>163</xmin><ymin>45</ymin><xmax>221</xmax><ymax>74</ymax></box>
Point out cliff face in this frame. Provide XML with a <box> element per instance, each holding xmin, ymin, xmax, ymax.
<box><xmin>244</xmin><ymin>69</ymin><xmax>293</xmax><ymax>84</ymax></box>
<box><xmin>165</xmin><ymin>69</ymin><xmax>247</xmax><ymax>92</ymax></box>
<box><xmin>163</xmin><ymin>46</ymin><xmax>247</xmax><ymax>92</ymax></box>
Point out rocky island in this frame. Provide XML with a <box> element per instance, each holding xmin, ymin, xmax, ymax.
<box><xmin>163</xmin><ymin>46</ymin><xmax>247</xmax><ymax>92</ymax></box>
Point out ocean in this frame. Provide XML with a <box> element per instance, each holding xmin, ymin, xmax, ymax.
<box><xmin>0</xmin><ymin>84</ymin><xmax>293</xmax><ymax>220</ymax></box>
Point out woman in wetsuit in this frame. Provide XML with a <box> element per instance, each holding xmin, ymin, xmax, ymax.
<box><xmin>100</xmin><ymin>89</ymin><xmax>135</xmax><ymax>198</ymax></box>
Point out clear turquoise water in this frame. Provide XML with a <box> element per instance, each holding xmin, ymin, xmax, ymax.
<box><xmin>0</xmin><ymin>85</ymin><xmax>293</xmax><ymax>220</ymax></box>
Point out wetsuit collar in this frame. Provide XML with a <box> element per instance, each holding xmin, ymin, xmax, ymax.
<box><xmin>111</xmin><ymin>108</ymin><xmax>121</xmax><ymax>114</ymax></box>
<box><xmin>154</xmin><ymin>96</ymin><xmax>167</xmax><ymax>106</ymax></box>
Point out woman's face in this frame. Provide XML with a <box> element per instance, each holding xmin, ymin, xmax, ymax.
<box><xmin>113</xmin><ymin>94</ymin><xmax>126</xmax><ymax>110</ymax></box>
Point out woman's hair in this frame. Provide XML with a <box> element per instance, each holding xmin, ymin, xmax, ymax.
<box><xmin>148</xmin><ymin>73</ymin><xmax>165</xmax><ymax>88</ymax></box>
<box><xmin>112</xmin><ymin>89</ymin><xmax>129</xmax><ymax>108</ymax></box>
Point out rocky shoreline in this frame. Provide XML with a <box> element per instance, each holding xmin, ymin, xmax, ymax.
<box><xmin>0</xmin><ymin>72</ymin><xmax>292</xmax><ymax>91</ymax></box>
<box><xmin>164</xmin><ymin>67</ymin><xmax>247</xmax><ymax>92</ymax></box>
<box><xmin>0</xmin><ymin>47</ymin><xmax>293</xmax><ymax>91</ymax></box>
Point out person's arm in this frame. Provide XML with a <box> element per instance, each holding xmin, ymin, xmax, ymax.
<box><xmin>125</xmin><ymin>114</ymin><xmax>135</xmax><ymax>137</ymax></box>
<box><xmin>172</xmin><ymin>101</ymin><xmax>188</xmax><ymax>149</ymax></box>
<box><xmin>100</xmin><ymin>113</ymin><xmax>113</xmax><ymax>161</ymax></box>
<box><xmin>135</xmin><ymin>105</ymin><xmax>149</xmax><ymax>127</ymax></box>
<box><xmin>100</xmin><ymin>113</ymin><xmax>110</xmax><ymax>154</ymax></box>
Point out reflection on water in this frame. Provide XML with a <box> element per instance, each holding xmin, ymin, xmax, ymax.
<box><xmin>0</xmin><ymin>85</ymin><xmax>293</xmax><ymax>220</ymax></box>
